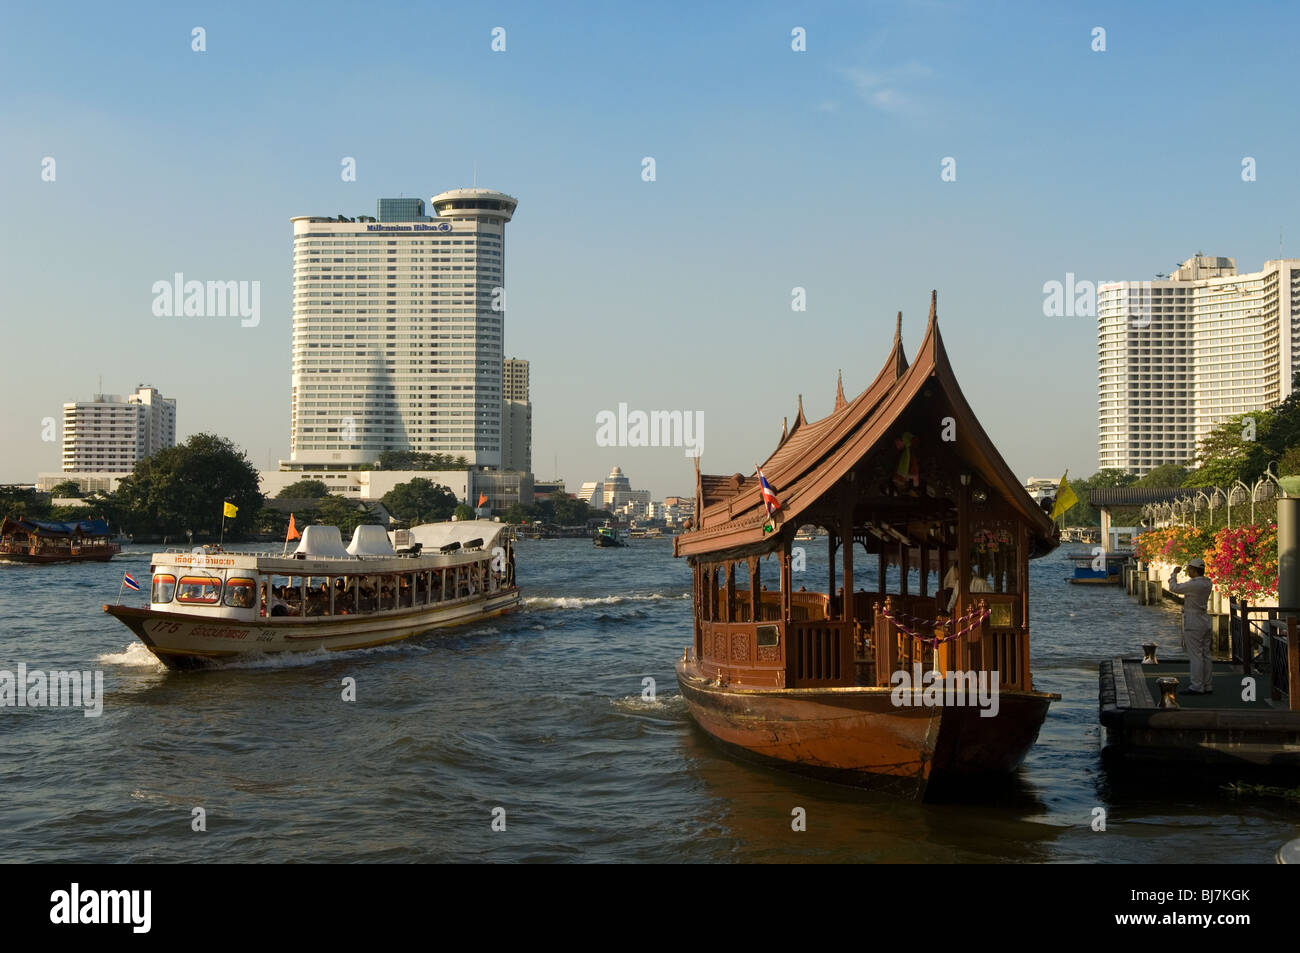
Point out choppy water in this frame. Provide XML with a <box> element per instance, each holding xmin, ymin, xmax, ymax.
<box><xmin>1</xmin><ymin>539</ymin><xmax>1296</xmax><ymax>862</ymax></box>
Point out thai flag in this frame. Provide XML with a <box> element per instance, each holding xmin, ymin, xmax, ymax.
<box><xmin>122</xmin><ymin>573</ymin><xmax>140</xmax><ymax>591</ymax></box>
<box><xmin>756</xmin><ymin>465</ymin><xmax>782</xmax><ymax>518</ymax></box>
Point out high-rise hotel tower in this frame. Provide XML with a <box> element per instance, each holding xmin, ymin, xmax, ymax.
<box><xmin>1099</xmin><ymin>254</ymin><xmax>1300</xmax><ymax>475</ymax></box>
<box><xmin>288</xmin><ymin>189</ymin><xmax>518</xmax><ymax>469</ymax></box>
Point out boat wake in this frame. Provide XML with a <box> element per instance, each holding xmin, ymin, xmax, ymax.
<box><xmin>523</xmin><ymin>593</ymin><xmax>689</xmax><ymax>610</ymax></box>
<box><xmin>97</xmin><ymin>642</ymin><xmax>166</xmax><ymax>669</ymax></box>
<box><xmin>609</xmin><ymin>693</ymin><xmax>687</xmax><ymax>718</ymax></box>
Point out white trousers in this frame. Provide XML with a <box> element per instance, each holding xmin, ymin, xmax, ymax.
<box><xmin>1184</xmin><ymin>625</ymin><xmax>1213</xmax><ymax>692</ymax></box>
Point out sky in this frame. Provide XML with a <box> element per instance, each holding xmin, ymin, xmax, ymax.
<box><xmin>2</xmin><ymin>0</ymin><xmax>1297</xmax><ymax>499</ymax></box>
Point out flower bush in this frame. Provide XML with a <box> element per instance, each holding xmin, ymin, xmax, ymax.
<box><xmin>1203</xmin><ymin>523</ymin><xmax>1278</xmax><ymax>600</ymax></box>
<box><xmin>1134</xmin><ymin>525</ymin><xmax>1212</xmax><ymax>566</ymax></box>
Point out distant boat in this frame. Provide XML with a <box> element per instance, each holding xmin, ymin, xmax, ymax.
<box><xmin>1066</xmin><ymin>551</ymin><xmax>1126</xmax><ymax>585</ymax></box>
<box><xmin>0</xmin><ymin>517</ymin><xmax>120</xmax><ymax>564</ymax></box>
<box><xmin>102</xmin><ymin>520</ymin><xmax>519</xmax><ymax>669</ymax></box>
<box><xmin>593</xmin><ymin>527</ymin><xmax>625</xmax><ymax>548</ymax></box>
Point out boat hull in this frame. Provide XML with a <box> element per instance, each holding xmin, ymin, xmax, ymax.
<box><xmin>104</xmin><ymin>588</ymin><xmax>520</xmax><ymax>669</ymax></box>
<box><xmin>0</xmin><ymin>548</ymin><xmax>119</xmax><ymax>564</ymax></box>
<box><xmin>676</xmin><ymin>659</ymin><xmax>1055</xmax><ymax>799</ymax></box>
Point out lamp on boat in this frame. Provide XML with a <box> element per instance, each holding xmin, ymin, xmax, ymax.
<box><xmin>959</xmin><ymin>473</ymin><xmax>971</xmax><ymax>486</ymax></box>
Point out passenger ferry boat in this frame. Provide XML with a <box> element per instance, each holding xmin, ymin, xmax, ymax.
<box><xmin>673</xmin><ymin>297</ymin><xmax>1060</xmax><ymax>799</ymax></box>
<box><xmin>0</xmin><ymin>517</ymin><xmax>121</xmax><ymax>563</ymax></box>
<box><xmin>103</xmin><ymin>520</ymin><xmax>518</xmax><ymax>669</ymax></box>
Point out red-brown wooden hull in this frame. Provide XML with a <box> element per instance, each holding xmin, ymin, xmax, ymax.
<box><xmin>677</xmin><ymin>659</ymin><xmax>1054</xmax><ymax>799</ymax></box>
<box><xmin>0</xmin><ymin>547</ymin><xmax>120</xmax><ymax>564</ymax></box>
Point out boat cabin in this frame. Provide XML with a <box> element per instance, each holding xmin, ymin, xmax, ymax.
<box><xmin>147</xmin><ymin>521</ymin><xmax>515</xmax><ymax>622</ymax></box>
<box><xmin>674</xmin><ymin>295</ymin><xmax>1059</xmax><ymax>693</ymax></box>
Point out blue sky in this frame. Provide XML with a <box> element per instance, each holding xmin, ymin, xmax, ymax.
<box><xmin>2</xmin><ymin>0</ymin><xmax>1297</xmax><ymax>498</ymax></box>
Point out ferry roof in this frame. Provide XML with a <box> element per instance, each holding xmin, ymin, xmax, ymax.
<box><xmin>1</xmin><ymin>517</ymin><xmax>111</xmax><ymax>537</ymax></box>
<box><xmin>675</xmin><ymin>292</ymin><xmax>1057</xmax><ymax>561</ymax></box>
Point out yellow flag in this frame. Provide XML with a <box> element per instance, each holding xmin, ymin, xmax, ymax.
<box><xmin>1049</xmin><ymin>472</ymin><xmax>1077</xmax><ymax>521</ymax></box>
<box><xmin>223</xmin><ymin>501</ymin><xmax>238</xmax><ymax>518</ymax></box>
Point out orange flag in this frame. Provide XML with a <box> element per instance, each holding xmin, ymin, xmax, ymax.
<box><xmin>478</xmin><ymin>494</ymin><xmax>488</xmax><ymax>507</ymax></box>
<box><xmin>286</xmin><ymin>513</ymin><xmax>301</xmax><ymax>541</ymax></box>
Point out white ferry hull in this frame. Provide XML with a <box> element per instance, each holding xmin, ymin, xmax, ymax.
<box><xmin>105</xmin><ymin>588</ymin><xmax>520</xmax><ymax>669</ymax></box>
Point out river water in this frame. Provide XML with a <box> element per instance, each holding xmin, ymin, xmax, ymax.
<box><xmin>1</xmin><ymin>539</ymin><xmax>1296</xmax><ymax>863</ymax></box>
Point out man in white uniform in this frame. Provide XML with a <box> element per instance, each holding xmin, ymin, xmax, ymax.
<box><xmin>1169</xmin><ymin>556</ymin><xmax>1214</xmax><ymax>694</ymax></box>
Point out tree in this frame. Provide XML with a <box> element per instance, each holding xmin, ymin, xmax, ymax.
<box><xmin>113</xmin><ymin>433</ymin><xmax>263</xmax><ymax>537</ymax></box>
<box><xmin>381</xmin><ymin>478</ymin><xmax>458</xmax><ymax>523</ymax></box>
<box><xmin>1135</xmin><ymin>465</ymin><xmax>1189</xmax><ymax>488</ymax></box>
<box><xmin>551</xmin><ymin>496</ymin><xmax>594</xmax><ymax>526</ymax></box>
<box><xmin>49</xmin><ymin>480</ymin><xmax>84</xmax><ymax>499</ymax></box>
<box><xmin>1186</xmin><ymin>413</ymin><xmax>1270</xmax><ymax>488</ymax></box>
<box><xmin>314</xmin><ymin>495</ymin><xmax>377</xmax><ymax>537</ymax></box>
<box><xmin>276</xmin><ymin>479</ymin><xmax>330</xmax><ymax>500</ymax></box>
<box><xmin>0</xmin><ymin>487</ymin><xmax>50</xmax><ymax>521</ymax></box>
<box><xmin>453</xmin><ymin>503</ymin><xmax>476</xmax><ymax>521</ymax></box>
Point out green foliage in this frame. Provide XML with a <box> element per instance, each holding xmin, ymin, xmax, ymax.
<box><xmin>112</xmin><ymin>433</ymin><xmax>263</xmax><ymax>537</ymax></box>
<box><xmin>312</xmin><ymin>495</ymin><xmax>377</xmax><ymax>536</ymax></box>
<box><xmin>1135</xmin><ymin>464</ymin><xmax>1189</xmax><ymax>488</ymax></box>
<box><xmin>374</xmin><ymin>451</ymin><xmax>467</xmax><ymax>471</ymax></box>
<box><xmin>453</xmin><ymin>503</ymin><xmax>476</xmax><ymax>521</ymax></box>
<box><xmin>48</xmin><ymin>480</ymin><xmax>84</xmax><ymax>498</ymax></box>
<box><xmin>0</xmin><ymin>487</ymin><xmax>50</xmax><ymax>521</ymax></box>
<box><xmin>381</xmin><ymin>478</ymin><xmax>458</xmax><ymax>523</ymax></box>
<box><xmin>276</xmin><ymin>479</ymin><xmax>330</xmax><ymax>499</ymax></box>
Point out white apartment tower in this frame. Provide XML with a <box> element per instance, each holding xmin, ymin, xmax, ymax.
<box><xmin>62</xmin><ymin>385</ymin><xmax>177</xmax><ymax>472</ymax></box>
<box><xmin>1099</xmin><ymin>254</ymin><xmax>1300</xmax><ymax>475</ymax></box>
<box><xmin>288</xmin><ymin>188</ymin><xmax>519</xmax><ymax>468</ymax></box>
<box><xmin>501</xmin><ymin>357</ymin><xmax>532</xmax><ymax>474</ymax></box>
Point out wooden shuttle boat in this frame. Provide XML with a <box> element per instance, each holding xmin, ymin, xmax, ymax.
<box><xmin>673</xmin><ymin>295</ymin><xmax>1060</xmax><ymax>799</ymax></box>
<box><xmin>0</xmin><ymin>517</ymin><xmax>121</xmax><ymax>564</ymax></box>
<box><xmin>103</xmin><ymin>520</ymin><xmax>518</xmax><ymax>669</ymax></box>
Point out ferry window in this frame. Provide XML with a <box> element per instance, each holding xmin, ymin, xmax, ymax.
<box><xmin>224</xmin><ymin>578</ymin><xmax>257</xmax><ymax>609</ymax></box>
<box><xmin>152</xmin><ymin>574</ymin><xmax>176</xmax><ymax>604</ymax></box>
<box><xmin>176</xmin><ymin>575</ymin><xmax>222</xmax><ymax>604</ymax></box>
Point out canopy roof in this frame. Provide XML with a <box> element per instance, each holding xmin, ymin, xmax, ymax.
<box><xmin>1</xmin><ymin>517</ymin><xmax>112</xmax><ymax>537</ymax></box>
<box><xmin>675</xmin><ymin>293</ymin><xmax>1057</xmax><ymax>561</ymax></box>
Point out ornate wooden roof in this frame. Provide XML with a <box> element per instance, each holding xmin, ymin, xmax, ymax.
<box><xmin>676</xmin><ymin>293</ymin><xmax>1056</xmax><ymax>560</ymax></box>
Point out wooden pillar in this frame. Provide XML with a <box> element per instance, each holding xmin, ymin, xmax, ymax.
<box><xmin>749</xmin><ymin>555</ymin><xmax>761</xmax><ymax>622</ymax></box>
<box><xmin>878</xmin><ymin>531</ymin><xmax>887</xmax><ymax>597</ymax></box>
<box><xmin>840</xmin><ymin>492</ymin><xmax>854</xmax><ymax>622</ymax></box>
<box><xmin>1019</xmin><ymin>521</ymin><xmax>1030</xmax><ymax>690</ymax></box>
<box><xmin>781</xmin><ymin>540</ymin><xmax>792</xmax><ymax>622</ymax></box>
<box><xmin>919</xmin><ymin>544</ymin><xmax>929</xmax><ymax>597</ymax></box>
<box><xmin>725</xmin><ymin>561</ymin><xmax>736</xmax><ymax>623</ymax></box>
<box><xmin>827</xmin><ymin>532</ymin><xmax>836</xmax><ymax>605</ymax></box>
<box><xmin>899</xmin><ymin>539</ymin><xmax>909</xmax><ymax>597</ymax></box>
<box><xmin>957</xmin><ymin>483</ymin><xmax>971</xmax><ymax>670</ymax></box>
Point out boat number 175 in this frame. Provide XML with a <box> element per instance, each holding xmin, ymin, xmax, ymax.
<box><xmin>150</xmin><ymin>621</ymin><xmax>182</xmax><ymax>634</ymax></box>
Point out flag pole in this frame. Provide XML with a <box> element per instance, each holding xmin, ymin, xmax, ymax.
<box><xmin>115</xmin><ymin>576</ymin><xmax>125</xmax><ymax>605</ymax></box>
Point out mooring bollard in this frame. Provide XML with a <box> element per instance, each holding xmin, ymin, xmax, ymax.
<box><xmin>1156</xmin><ymin>676</ymin><xmax>1179</xmax><ymax>709</ymax></box>
<box><xmin>1142</xmin><ymin>642</ymin><xmax>1159</xmax><ymax>664</ymax></box>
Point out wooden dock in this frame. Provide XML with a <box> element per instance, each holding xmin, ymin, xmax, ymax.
<box><xmin>1100</xmin><ymin>656</ymin><xmax>1300</xmax><ymax>770</ymax></box>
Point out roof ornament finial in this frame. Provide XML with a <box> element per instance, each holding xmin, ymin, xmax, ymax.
<box><xmin>928</xmin><ymin>289</ymin><xmax>937</xmax><ymax>325</ymax></box>
<box><xmin>834</xmin><ymin>370</ymin><xmax>847</xmax><ymax>411</ymax></box>
<box><xmin>781</xmin><ymin>416</ymin><xmax>788</xmax><ymax>441</ymax></box>
<box><xmin>895</xmin><ymin>311</ymin><xmax>902</xmax><ymax>341</ymax></box>
<box><xmin>796</xmin><ymin>393</ymin><xmax>806</xmax><ymax>425</ymax></box>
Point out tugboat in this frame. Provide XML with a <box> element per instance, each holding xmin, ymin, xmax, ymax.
<box><xmin>673</xmin><ymin>296</ymin><xmax>1060</xmax><ymax>799</ymax></box>
<box><xmin>102</xmin><ymin>520</ymin><xmax>518</xmax><ymax>669</ymax></box>
<box><xmin>0</xmin><ymin>517</ymin><xmax>121</xmax><ymax>563</ymax></box>
<box><xmin>593</xmin><ymin>526</ymin><xmax>625</xmax><ymax>548</ymax></box>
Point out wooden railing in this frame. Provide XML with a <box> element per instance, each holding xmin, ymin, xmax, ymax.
<box><xmin>787</xmin><ymin>620</ymin><xmax>854</xmax><ymax>687</ymax></box>
<box><xmin>870</xmin><ymin>595</ymin><xmax>1029</xmax><ymax>692</ymax></box>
